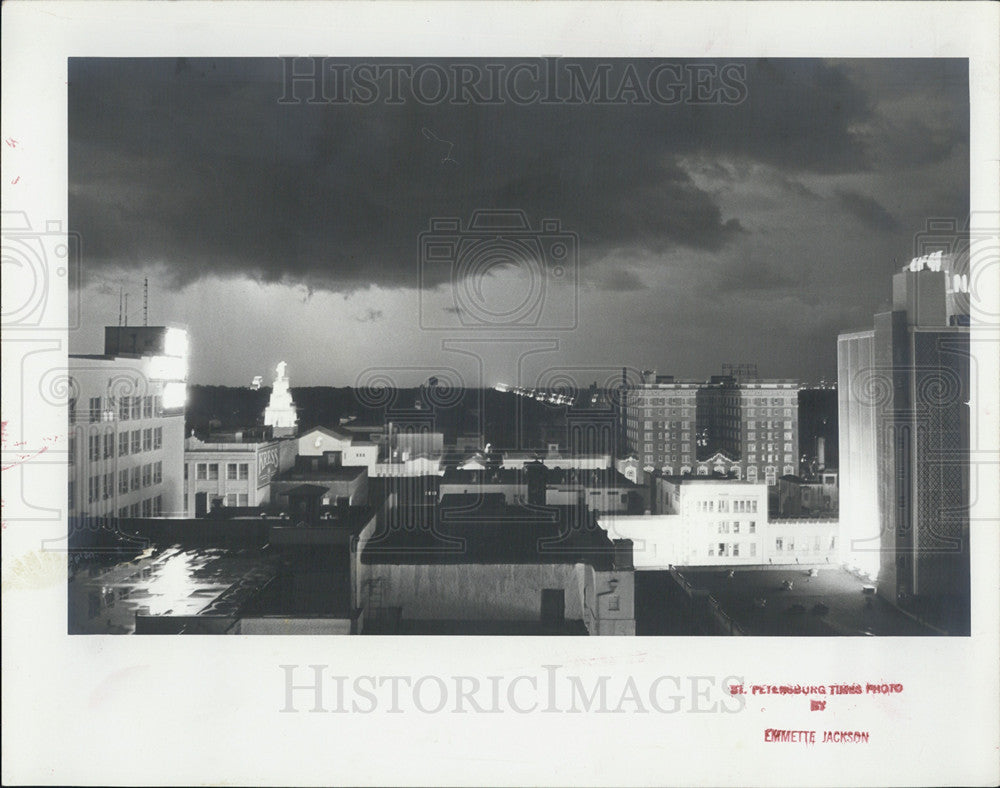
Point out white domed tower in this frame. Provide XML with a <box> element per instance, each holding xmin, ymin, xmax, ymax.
<box><xmin>263</xmin><ymin>360</ymin><xmax>298</xmax><ymax>436</ymax></box>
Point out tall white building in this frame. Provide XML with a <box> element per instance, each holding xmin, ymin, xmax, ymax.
<box><xmin>838</xmin><ymin>251</ymin><xmax>970</xmax><ymax>626</ymax></box>
<box><xmin>68</xmin><ymin>327</ymin><xmax>188</xmax><ymax>519</ymax></box>
<box><xmin>263</xmin><ymin>361</ymin><xmax>298</xmax><ymax>436</ymax></box>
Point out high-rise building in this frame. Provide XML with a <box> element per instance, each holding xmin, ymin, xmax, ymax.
<box><xmin>622</xmin><ymin>372</ymin><xmax>700</xmax><ymax>474</ymax></box>
<box><xmin>838</xmin><ymin>251</ymin><xmax>970</xmax><ymax>631</ymax></box>
<box><xmin>623</xmin><ymin>370</ymin><xmax>799</xmax><ymax>485</ymax></box>
<box><xmin>68</xmin><ymin>326</ymin><xmax>189</xmax><ymax>520</ymax></box>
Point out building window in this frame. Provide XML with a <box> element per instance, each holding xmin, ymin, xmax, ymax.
<box><xmin>143</xmin><ymin>429</ymin><xmax>152</xmax><ymax>451</ymax></box>
<box><xmin>88</xmin><ymin>475</ymin><xmax>99</xmax><ymax>504</ymax></box>
<box><xmin>142</xmin><ymin>464</ymin><xmax>152</xmax><ymax>488</ymax></box>
<box><xmin>732</xmin><ymin>543</ymin><xmax>740</xmax><ymax>557</ymax></box>
<box><xmin>153</xmin><ymin>461</ymin><xmax>162</xmax><ymax>485</ymax></box>
<box><xmin>131</xmin><ymin>397</ymin><xmax>142</xmax><ymax>419</ymax></box>
<box><xmin>130</xmin><ymin>502</ymin><xmax>140</xmax><ymax>517</ymax></box>
<box><xmin>103</xmin><ymin>472</ymin><xmax>113</xmax><ymax>500</ymax></box>
<box><xmin>143</xmin><ymin>396</ymin><xmax>153</xmax><ymax>418</ymax></box>
<box><xmin>718</xmin><ymin>543</ymin><xmax>727</xmax><ymax>557</ymax></box>
<box><xmin>154</xmin><ymin>395</ymin><xmax>162</xmax><ymax>416</ymax></box>
<box><xmin>749</xmin><ymin>521</ymin><xmax>756</xmax><ymax>533</ymax></box>
<box><xmin>708</xmin><ymin>544</ymin><xmax>715</xmax><ymax>556</ymax></box>
<box><xmin>239</xmin><ymin>463</ymin><xmax>249</xmax><ymax>480</ymax></box>
<box><xmin>238</xmin><ymin>494</ymin><xmax>248</xmax><ymax>507</ymax></box>
<box><xmin>208</xmin><ymin>463</ymin><xmax>219</xmax><ymax>480</ymax></box>
<box><xmin>196</xmin><ymin>463</ymin><xmax>207</xmax><ymax>481</ymax></box>
<box><xmin>227</xmin><ymin>463</ymin><xmax>238</xmax><ymax>480</ymax></box>
<box><xmin>103</xmin><ymin>433</ymin><xmax>114</xmax><ymax>459</ymax></box>
<box><xmin>68</xmin><ymin>397</ymin><xmax>77</xmax><ymax>423</ymax></box>
<box><xmin>131</xmin><ymin>467</ymin><xmax>141</xmax><ymax>491</ymax></box>
<box><xmin>118</xmin><ymin>432</ymin><xmax>128</xmax><ymax>457</ymax></box>
<box><xmin>750</xmin><ymin>543</ymin><xmax>757</xmax><ymax>557</ymax></box>
<box><xmin>775</xmin><ymin>538</ymin><xmax>783</xmax><ymax>551</ymax></box>
<box><xmin>153</xmin><ymin>427</ymin><xmax>162</xmax><ymax>449</ymax></box>
<box><xmin>119</xmin><ymin>396</ymin><xmax>130</xmax><ymax>421</ymax></box>
<box><xmin>608</xmin><ymin>596</ymin><xmax>620</xmax><ymax>612</ymax></box>
<box><xmin>142</xmin><ymin>498</ymin><xmax>152</xmax><ymax>517</ymax></box>
<box><xmin>733</xmin><ymin>521</ymin><xmax>740</xmax><ymax>534</ymax></box>
<box><xmin>153</xmin><ymin>495</ymin><xmax>163</xmax><ymax>516</ymax></box>
<box><xmin>119</xmin><ymin>470</ymin><xmax>129</xmax><ymax>495</ymax></box>
<box><xmin>131</xmin><ymin>430</ymin><xmax>141</xmax><ymax>454</ymax></box>
<box><xmin>788</xmin><ymin>538</ymin><xmax>795</xmax><ymax>551</ymax></box>
<box><xmin>89</xmin><ymin>397</ymin><xmax>101</xmax><ymax>423</ymax></box>
<box><xmin>118</xmin><ymin>506</ymin><xmax>128</xmax><ymax>518</ymax></box>
<box><xmin>226</xmin><ymin>493</ymin><xmax>238</xmax><ymax>507</ymax></box>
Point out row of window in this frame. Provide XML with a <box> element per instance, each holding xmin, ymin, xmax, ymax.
<box><xmin>79</xmin><ymin>462</ymin><xmax>163</xmax><ymax>505</ymax></box>
<box><xmin>117</xmin><ymin>496</ymin><xmax>163</xmax><ymax>517</ymax></box>
<box><xmin>696</xmin><ymin>499</ymin><xmax>759</xmax><ymax>514</ymax></box>
<box><xmin>189</xmin><ymin>462</ymin><xmax>250</xmax><ymax>481</ymax></box>
<box><xmin>709</xmin><ymin>542</ymin><xmax>757</xmax><ymax>558</ymax></box>
<box><xmin>73</xmin><ymin>395</ymin><xmax>163</xmax><ymax>423</ymax></box>
<box><xmin>80</xmin><ymin>428</ymin><xmax>164</xmax><ymax>462</ymax></box>
<box><xmin>775</xmin><ymin>536</ymin><xmax>837</xmax><ymax>552</ymax></box>
<box><xmin>716</xmin><ymin>520</ymin><xmax>756</xmax><ymax>534</ymax></box>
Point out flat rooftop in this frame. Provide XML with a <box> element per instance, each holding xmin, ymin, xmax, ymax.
<box><xmin>68</xmin><ymin>546</ymin><xmax>276</xmax><ymax>634</ymax></box>
<box><xmin>363</xmin><ymin>503</ymin><xmax>624</xmax><ymax>570</ymax></box>
<box><xmin>674</xmin><ymin>566</ymin><xmax>936</xmax><ymax>636</ymax></box>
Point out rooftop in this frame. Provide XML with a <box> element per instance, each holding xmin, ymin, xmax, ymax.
<box><xmin>363</xmin><ymin>502</ymin><xmax>627</xmax><ymax>570</ymax></box>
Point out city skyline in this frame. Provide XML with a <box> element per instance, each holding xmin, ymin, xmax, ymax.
<box><xmin>68</xmin><ymin>57</ymin><xmax>970</xmax><ymax>387</ymax></box>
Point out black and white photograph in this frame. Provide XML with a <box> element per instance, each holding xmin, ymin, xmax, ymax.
<box><xmin>2</xmin><ymin>2</ymin><xmax>998</xmax><ymax>786</ymax></box>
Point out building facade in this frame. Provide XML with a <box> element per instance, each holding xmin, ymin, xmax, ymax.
<box><xmin>68</xmin><ymin>327</ymin><xmax>188</xmax><ymax>520</ymax></box>
<box><xmin>623</xmin><ymin>372</ymin><xmax>799</xmax><ymax>485</ymax></box>
<box><xmin>601</xmin><ymin>475</ymin><xmax>838</xmax><ymax>569</ymax></box>
<box><xmin>183</xmin><ymin>434</ymin><xmax>297</xmax><ymax>515</ymax></box>
<box><xmin>839</xmin><ymin>252</ymin><xmax>970</xmax><ymax>627</ymax></box>
<box><xmin>623</xmin><ymin>375</ymin><xmax>701</xmax><ymax>473</ymax></box>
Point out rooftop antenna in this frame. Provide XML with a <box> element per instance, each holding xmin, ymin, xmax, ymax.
<box><xmin>124</xmin><ymin>293</ymin><xmax>128</xmax><ymax>327</ymax></box>
<box><xmin>118</xmin><ymin>283</ymin><xmax>123</xmax><ymax>327</ymax></box>
<box><xmin>143</xmin><ymin>277</ymin><xmax>148</xmax><ymax>326</ymax></box>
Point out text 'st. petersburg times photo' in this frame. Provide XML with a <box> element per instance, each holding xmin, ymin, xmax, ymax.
<box><xmin>2</xmin><ymin>2</ymin><xmax>998</xmax><ymax>786</ymax></box>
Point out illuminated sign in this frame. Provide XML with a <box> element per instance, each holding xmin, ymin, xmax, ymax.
<box><xmin>257</xmin><ymin>444</ymin><xmax>280</xmax><ymax>487</ymax></box>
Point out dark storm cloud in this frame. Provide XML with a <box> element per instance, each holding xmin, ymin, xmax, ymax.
<box><xmin>713</xmin><ymin>256</ymin><xmax>805</xmax><ymax>295</ymax></box>
<box><xmin>834</xmin><ymin>189</ymin><xmax>901</xmax><ymax>232</ymax></box>
<box><xmin>590</xmin><ymin>268</ymin><xmax>648</xmax><ymax>292</ymax></box>
<box><xmin>68</xmin><ymin>57</ymin><xmax>902</xmax><ymax>294</ymax></box>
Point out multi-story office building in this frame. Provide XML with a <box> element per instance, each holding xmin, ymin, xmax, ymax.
<box><xmin>183</xmin><ymin>432</ymin><xmax>297</xmax><ymax>516</ymax></box>
<box><xmin>697</xmin><ymin>377</ymin><xmax>799</xmax><ymax>485</ymax></box>
<box><xmin>68</xmin><ymin>326</ymin><xmax>188</xmax><ymax>520</ymax></box>
<box><xmin>622</xmin><ymin>373</ymin><xmax>700</xmax><ymax>473</ymax></box>
<box><xmin>600</xmin><ymin>475</ymin><xmax>838</xmax><ymax>569</ymax></box>
<box><xmin>623</xmin><ymin>371</ymin><xmax>799</xmax><ymax>485</ymax></box>
<box><xmin>837</xmin><ymin>251</ymin><xmax>970</xmax><ymax>629</ymax></box>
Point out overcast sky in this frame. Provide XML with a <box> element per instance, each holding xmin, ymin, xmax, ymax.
<box><xmin>68</xmin><ymin>58</ymin><xmax>969</xmax><ymax>388</ymax></box>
